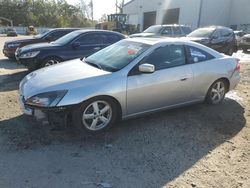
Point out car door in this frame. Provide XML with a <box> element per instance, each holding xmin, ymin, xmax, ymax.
<box><xmin>126</xmin><ymin>44</ymin><xmax>193</xmax><ymax>115</ymax></box>
<box><xmin>186</xmin><ymin>45</ymin><xmax>216</xmax><ymax>99</ymax></box>
<box><xmin>209</xmin><ymin>29</ymin><xmax>225</xmax><ymax>52</ymax></box>
<box><xmin>68</xmin><ymin>33</ymin><xmax>107</xmax><ymax>59</ymax></box>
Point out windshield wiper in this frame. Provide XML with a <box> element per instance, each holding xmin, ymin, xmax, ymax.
<box><xmin>82</xmin><ymin>58</ymin><xmax>103</xmax><ymax>70</ymax></box>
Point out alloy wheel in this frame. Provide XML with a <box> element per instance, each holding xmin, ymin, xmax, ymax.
<box><xmin>82</xmin><ymin>100</ymin><xmax>112</xmax><ymax>131</ymax></box>
<box><xmin>210</xmin><ymin>81</ymin><xmax>225</xmax><ymax>104</ymax></box>
<box><xmin>44</xmin><ymin>59</ymin><xmax>60</xmax><ymax>67</ymax></box>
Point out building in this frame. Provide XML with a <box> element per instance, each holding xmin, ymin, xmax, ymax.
<box><xmin>123</xmin><ymin>0</ymin><xmax>250</xmax><ymax>32</ymax></box>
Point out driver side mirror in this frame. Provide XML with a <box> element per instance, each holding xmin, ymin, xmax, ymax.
<box><xmin>139</xmin><ymin>64</ymin><xmax>155</xmax><ymax>73</ymax></box>
<box><xmin>72</xmin><ymin>42</ymin><xmax>80</xmax><ymax>49</ymax></box>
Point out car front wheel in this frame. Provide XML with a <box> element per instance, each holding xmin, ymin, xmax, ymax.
<box><xmin>72</xmin><ymin>97</ymin><xmax>118</xmax><ymax>133</ymax></box>
<box><xmin>41</xmin><ymin>57</ymin><xmax>61</xmax><ymax>67</ymax></box>
<box><xmin>206</xmin><ymin>80</ymin><xmax>227</xmax><ymax>105</ymax></box>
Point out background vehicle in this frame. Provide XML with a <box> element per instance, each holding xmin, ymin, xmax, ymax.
<box><xmin>6</xmin><ymin>27</ymin><xmax>18</xmax><ymax>36</ymax></box>
<box><xmin>95</xmin><ymin>13</ymin><xmax>137</xmax><ymax>35</ymax></box>
<box><xmin>3</xmin><ymin>28</ymin><xmax>79</xmax><ymax>59</ymax></box>
<box><xmin>26</xmin><ymin>26</ymin><xmax>38</xmax><ymax>35</ymax></box>
<box><xmin>19</xmin><ymin>38</ymin><xmax>240</xmax><ymax>133</ymax></box>
<box><xmin>16</xmin><ymin>30</ymin><xmax>126</xmax><ymax>70</ymax></box>
<box><xmin>186</xmin><ymin>26</ymin><xmax>237</xmax><ymax>55</ymax></box>
<box><xmin>129</xmin><ymin>24</ymin><xmax>192</xmax><ymax>38</ymax></box>
<box><xmin>234</xmin><ymin>30</ymin><xmax>246</xmax><ymax>46</ymax></box>
<box><xmin>239</xmin><ymin>34</ymin><xmax>250</xmax><ymax>53</ymax></box>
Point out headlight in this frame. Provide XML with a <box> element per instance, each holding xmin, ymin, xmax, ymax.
<box><xmin>7</xmin><ymin>43</ymin><xmax>20</xmax><ymax>48</ymax></box>
<box><xmin>26</xmin><ymin>90</ymin><xmax>67</xmax><ymax>107</ymax></box>
<box><xmin>20</xmin><ymin>51</ymin><xmax>40</xmax><ymax>58</ymax></box>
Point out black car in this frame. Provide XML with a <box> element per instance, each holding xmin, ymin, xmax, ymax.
<box><xmin>186</xmin><ymin>26</ymin><xmax>237</xmax><ymax>55</ymax></box>
<box><xmin>129</xmin><ymin>24</ymin><xmax>192</xmax><ymax>38</ymax></box>
<box><xmin>3</xmin><ymin>28</ymin><xmax>79</xmax><ymax>59</ymax></box>
<box><xmin>16</xmin><ymin>30</ymin><xmax>126</xmax><ymax>70</ymax></box>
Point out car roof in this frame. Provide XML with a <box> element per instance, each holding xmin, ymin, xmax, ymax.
<box><xmin>149</xmin><ymin>24</ymin><xmax>191</xmax><ymax>28</ymax></box>
<box><xmin>125</xmin><ymin>37</ymin><xmax>195</xmax><ymax>45</ymax></box>
<box><xmin>203</xmin><ymin>25</ymin><xmax>233</xmax><ymax>31</ymax></box>
<box><xmin>124</xmin><ymin>37</ymin><xmax>223</xmax><ymax>58</ymax></box>
<box><xmin>70</xmin><ymin>29</ymin><xmax>125</xmax><ymax>36</ymax></box>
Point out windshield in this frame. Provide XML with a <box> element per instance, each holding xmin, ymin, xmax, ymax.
<box><xmin>187</xmin><ymin>28</ymin><xmax>214</xmax><ymax>38</ymax></box>
<box><xmin>85</xmin><ymin>40</ymin><xmax>150</xmax><ymax>72</ymax></box>
<box><xmin>143</xmin><ymin>25</ymin><xmax>162</xmax><ymax>33</ymax></box>
<box><xmin>52</xmin><ymin>31</ymin><xmax>81</xmax><ymax>45</ymax></box>
<box><xmin>34</xmin><ymin>30</ymin><xmax>51</xmax><ymax>38</ymax></box>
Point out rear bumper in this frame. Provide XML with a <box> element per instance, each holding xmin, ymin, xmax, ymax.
<box><xmin>230</xmin><ymin>71</ymin><xmax>240</xmax><ymax>90</ymax></box>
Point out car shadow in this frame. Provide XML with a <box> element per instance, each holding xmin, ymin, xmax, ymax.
<box><xmin>0</xmin><ymin>71</ymin><xmax>28</xmax><ymax>92</ymax></box>
<box><xmin>0</xmin><ymin>99</ymin><xmax>246</xmax><ymax>187</ymax></box>
<box><xmin>0</xmin><ymin>59</ymin><xmax>28</xmax><ymax>92</ymax></box>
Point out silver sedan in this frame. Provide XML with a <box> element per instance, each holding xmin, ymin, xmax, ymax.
<box><xmin>19</xmin><ymin>38</ymin><xmax>240</xmax><ymax>133</ymax></box>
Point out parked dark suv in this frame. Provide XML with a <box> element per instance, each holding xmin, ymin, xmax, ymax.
<box><xmin>186</xmin><ymin>26</ymin><xmax>237</xmax><ymax>55</ymax></box>
<box><xmin>16</xmin><ymin>30</ymin><xmax>126</xmax><ymax>71</ymax></box>
<box><xmin>129</xmin><ymin>24</ymin><xmax>192</xmax><ymax>38</ymax></box>
<box><xmin>3</xmin><ymin>28</ymin><xmax>79</xmax><ymax>59</ymax></box>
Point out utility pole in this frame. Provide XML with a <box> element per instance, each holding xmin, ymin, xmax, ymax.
<box><xmin>197</xmin><ymin>0</ymin><xmax>203</xmax><ymax>28</ymax></box>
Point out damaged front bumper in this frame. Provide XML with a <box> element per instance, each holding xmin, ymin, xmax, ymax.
<box><xmin>19</xmin><ymin>95</ymin><xmax>73</xmax><ymax>126</ymax></box>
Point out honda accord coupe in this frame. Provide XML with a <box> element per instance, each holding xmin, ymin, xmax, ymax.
<box><xmin>19</xmin><ymin>38</ymin><xmax>240</xmax><ymax>133</ymax></box>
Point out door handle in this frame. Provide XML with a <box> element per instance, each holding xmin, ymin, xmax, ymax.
<box><xmin>94</xmin><ymin>47</ymin><xmax>101</xmax><ymax>50</ymax></box>
<box><xmin>180</xmin><ymin>77</ymin><xmax>188</xmax><ymax>81</ymax></box>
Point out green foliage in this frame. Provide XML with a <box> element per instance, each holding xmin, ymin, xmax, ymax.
<box><xmin>0</xmin><ymin>0</ymin><xmax>96</xmax><ymax>27</ymax></box>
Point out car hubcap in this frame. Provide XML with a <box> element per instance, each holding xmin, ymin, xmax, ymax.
<box><xmin>82</xmin><ymin>101</ymin><xmax>112</xmax><ymax>131</ymax></box>
<box><xmin>211</xmin><ymin>81</ymin><xmax>225</xmax><ymax>104</ymax></box>
<box><xmin>44</xmin><ymin>59</ymin><xmax>60</xmax><ymax>67</ymax></box>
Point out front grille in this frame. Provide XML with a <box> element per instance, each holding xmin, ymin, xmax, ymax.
<box><xmin>246</xmin><ymin>38</ymin><xmax>250</xmax><ymax>42</ymax></box>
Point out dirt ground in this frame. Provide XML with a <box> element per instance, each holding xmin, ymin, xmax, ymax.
<box><xmin>0</xmin><ymin>35</ymin><xmax>249</xmax><ymax>188</ymax></box>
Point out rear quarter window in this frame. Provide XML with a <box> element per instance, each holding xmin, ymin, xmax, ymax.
<box><xmin>186</xmin><ymin>46</ymin><xmax>215</xmax><ymax>63</ymax></box>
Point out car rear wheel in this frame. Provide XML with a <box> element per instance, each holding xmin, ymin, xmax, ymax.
<box><xmin>206</xmin><ymin>80</ymin><xmax>227</xmax><ymax>105</ymax></box>
<box><xmin>41</xmin><ymin>57</ymin><xmax>61</xmax><ymax>67</ymax></box>
<box><xmin>72</xmin><ymin>97</ymin><xmax>118</xmax><ymax>133</ymax></box>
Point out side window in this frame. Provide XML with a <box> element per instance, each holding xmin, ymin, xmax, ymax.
<box><xmin>141</xmin><ymin>45</ymin><xmax>186</xmax><ymax>71</ymax></box>
<box><xmin>75</xmin><ymin>34</ymin><xmax>103</xmax><ymax>45</ymax></box>
<box><xmin>187</xmin><ymin>46</ymin><xmax>214</xmax><ymax>63</ymax></box>
<box><xmin>162</xmin><ymin>27</ymin><xmax>172</xmax><ymax>36</ymax></box>
<box><xmin>50</xmin><ymin>30</ymin><xmax>70</xmax><ymax>40</ymax></box>
<box><xmin>221</xmin><ymin>29</ymin><xmax>232</xmax><ymax>37</ymax></box>
<box><xmin>172</xmin><ymin>27</ymin><xmax>182</xmax><ymax>35</ymax></box>
<box><xmin>212</xmin><ymin>29</ymin><xmax>221</xmax><ymax>39</ymax></box>
<box><xmin>181</xmin><ymin>26</ymin><xmax>192</xmax><ymax>35</ymax></box>
<box><xmin>106</xmin><ymin>34</ymin><xmax>122</xmax><ymax>43</ymax></box>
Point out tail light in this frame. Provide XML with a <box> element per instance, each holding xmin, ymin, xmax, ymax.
<box><xmin>235</xmin><ymin>58</ymin><xmax>240</xmax><ymax>71</ymax></box>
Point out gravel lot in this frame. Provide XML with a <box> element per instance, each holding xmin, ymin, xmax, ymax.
<box><xmin>0</xmin><ymin>35</ymin><xmax>249</xmax><ymax>188</ymax></box>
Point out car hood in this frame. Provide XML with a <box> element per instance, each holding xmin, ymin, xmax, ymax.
<box><xmin>130</xmin><ymin>32</ymin><xmax>157</xmax><ymax>38</ymax></box>
<box><xmin>185</xmin><ymin>37</ymin><xmax>211</xmax><ymax>44</ymax></box>
<box><xmin>20</xmin><ymin>42</ymin><xmax>60</xmax><ymax>52</ymax></box>
<box><xmin>5</xmin><ymin>37</ymin><xmax>39</xmax><ymax>45</ymax></box>
<box><xmin>20</xmin><ymin>59</ymin><xmax>110</xmax><ymax>98</ymax></box>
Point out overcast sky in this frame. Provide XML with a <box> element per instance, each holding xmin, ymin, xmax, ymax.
<box><xmin>67</xmin><ymin>0</ymin><xmax>130</xmax><ymax>20</ymax></box>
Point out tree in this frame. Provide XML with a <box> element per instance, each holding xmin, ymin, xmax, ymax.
<box><xmin>0</xmin><ymin>0</ymin><xmax>95</xmax><ymax>27</ymax></box>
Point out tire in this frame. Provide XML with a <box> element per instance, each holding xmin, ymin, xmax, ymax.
<box><xmin>41</xmin><ymin>57</ymin><xmax>61</xmax><ymax>68</ymax></box>
<box><xmin>243</xmin><ymin>47</ymin><xmax>248</xmax><ymax>53</ymax></box>
<box><xmin>72</xmin><ymin>97</ymin><xmax>118</xmax><ymax>133</ymax></box>
<box><xmin>206</xmin><ymin>79</ymin><xmax>227</xmax><ymax>105</ymax></box>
